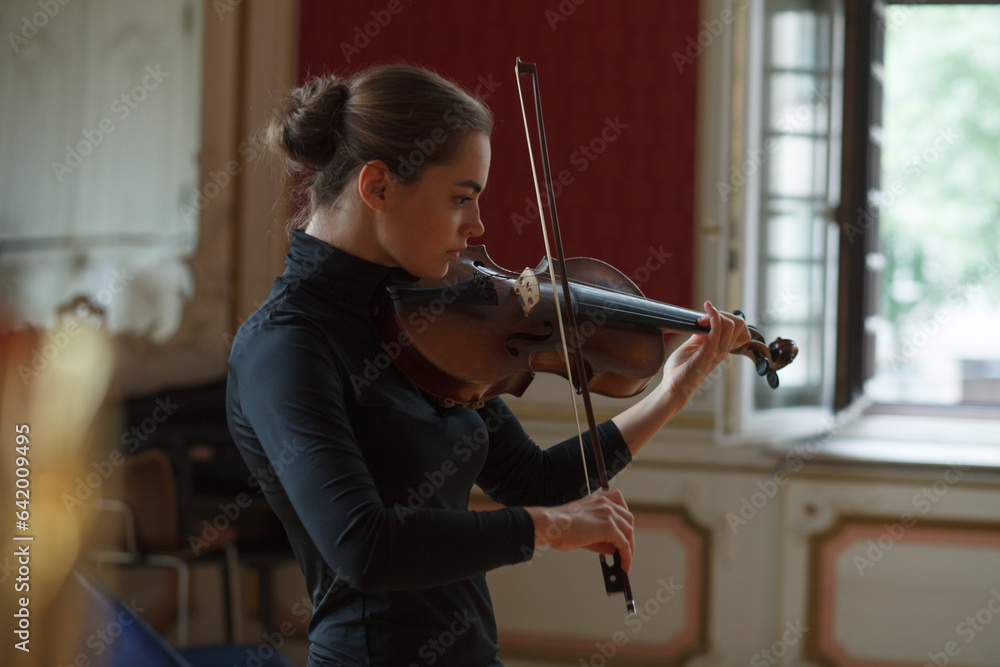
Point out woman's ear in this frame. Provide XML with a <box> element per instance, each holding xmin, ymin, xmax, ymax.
<box><xmin>357</xmin><ymin>161</ymin><xmax>393</xmax><ymax>211</ymax></box>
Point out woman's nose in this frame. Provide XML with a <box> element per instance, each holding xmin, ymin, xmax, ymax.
<box><xmin>465</xmin><ymin>206</ymin><xmax>485</xmax><ymax>238</ymax></box>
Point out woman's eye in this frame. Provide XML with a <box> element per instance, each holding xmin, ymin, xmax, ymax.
<box><xmin>455</xmin><ymin>196</ymin><xmax>472</xmax><ymax>208</ymax></box>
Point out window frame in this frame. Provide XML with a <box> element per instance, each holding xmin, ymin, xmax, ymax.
<box><xmin>697</xmin><ymin>0</ymin><xmax>1000</xmax><ymax>452</ymax></box>
<box><xmin>697</xmin><ymin>0</ymin><xmax>844</xmax><ymax>445</ymax></box>
<box><xmin>838</xmin><ymin>0</ymin><xmax>1000</xmax><ymax>417</ymax></box>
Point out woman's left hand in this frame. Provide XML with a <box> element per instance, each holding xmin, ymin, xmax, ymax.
<box><xmin>611</xmin><ymin>300</ymin><xmax>753</xmax><ymax>458</ymax></box>
<box><xmin>661</xmin><ymin>300</ymin><xmax>752</xmax><ymax>400</ymax></box>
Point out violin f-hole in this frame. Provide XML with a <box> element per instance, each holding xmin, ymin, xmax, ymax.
<box><xmin>504</xmin><ymin>322</ymin><xmax>555</xmax><ymax>356</ymax></box>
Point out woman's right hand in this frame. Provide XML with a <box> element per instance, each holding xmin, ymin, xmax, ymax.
<box><xmin>524</xmin><ymin>489</ymin><xmax>634</xmax><ymax>571</ymax></box>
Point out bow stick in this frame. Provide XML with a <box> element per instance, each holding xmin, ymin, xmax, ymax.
<box><xmin>515</xmin><ymin>57</ymin><xmax>637</xmax><ymax>616</ymax></box>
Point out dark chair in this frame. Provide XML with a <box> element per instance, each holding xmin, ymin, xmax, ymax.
<box><xmin>121</xmin><ymin>377</ymin><xmax>299</xmax><ymax>637</ymax></box>
<box><xmin>88</xmin><ymin>448</ymin><xmax>243</xmax><ymax>645</ymax></box>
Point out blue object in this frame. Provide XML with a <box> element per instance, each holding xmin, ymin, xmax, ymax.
<box><xmin>74</xmin><ymin>567</ymin><xmax>191</xmax><ymax>667</ymax></box>
<box><xmin>72</xmin><ymin>567</ymin><xmax>297</xmax><ymax>667</ymax></box>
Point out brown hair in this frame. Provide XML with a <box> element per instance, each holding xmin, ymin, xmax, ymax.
<box><xmin>265</xmin><ymin>64</ymin><xmax>494</xmax><ymax>237</ymax></box>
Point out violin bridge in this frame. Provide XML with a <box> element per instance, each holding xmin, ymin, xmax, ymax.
<box><xmin>513</xmin><ymin>267</ymin><xmax>540</xmax><ymax>317</ymax></box>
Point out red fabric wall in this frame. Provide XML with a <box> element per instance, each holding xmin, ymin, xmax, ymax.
<box><xmin>297</xmin><ymin>0</ymin><xmax>699</xmax><ymax>306</ymax></box>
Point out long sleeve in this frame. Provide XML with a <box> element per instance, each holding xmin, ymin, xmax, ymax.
<box><xmin>226</xmin><ymin>229</ymin><xmax>555</xmax><ymax>665</ymax></box>
<box><xmin>228</xmin><ymin>322</ymin><xmax>535</xmax><ymax>594</ymax></box>
<box><xmin>474</xmin><ymin>397</ymin><xmax>632</xmax><ymax>507</ymax></box>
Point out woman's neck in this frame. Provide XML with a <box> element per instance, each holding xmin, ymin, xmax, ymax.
<box><xmin>304</xmin><ymin>205</ymin><xmax>393</xmax><ymax>267</ymax></box>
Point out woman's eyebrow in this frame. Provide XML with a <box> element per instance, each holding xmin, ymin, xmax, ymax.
<box><xmin>454</xmin><ymin>179</ymin><xmax>483</xmax><ymax>193</ymax></box>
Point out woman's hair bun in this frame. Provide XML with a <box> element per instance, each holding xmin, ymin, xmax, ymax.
<box><xmin>268</xmin><ymin>76</ymin><xmax>351</xmax><ymax>172</ymax></box>
<box><xmin>265</xmin><ymin>64</ymin><xmax>494</xmax><ymax>238</ymax></box>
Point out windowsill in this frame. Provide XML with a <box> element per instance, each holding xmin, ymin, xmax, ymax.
<box><xmin>866</xmin><ymin>402</ymin><xmax>1000</xmax><ymax>420</ymax></box>
<box><xmin>796</xmin><ymin>436</ymin><xmax>1000</xmax><ymax>470</ymax></box>
<box><xmin>767</xmin><ymin>407</ymin><xmax>1000</xmax><ymax>473</ymax></box>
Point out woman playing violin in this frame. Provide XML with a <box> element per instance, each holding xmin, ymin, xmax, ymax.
<box><xmin>225</xmin><ymin>63</ymin><xmax>750</xmax><ymax>667</ymax></box>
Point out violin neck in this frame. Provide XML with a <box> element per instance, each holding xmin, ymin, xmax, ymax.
<box><xmin>569</xmin><ymin>283</ymin><xmax>710</xmax><ymax>335</ymax></box>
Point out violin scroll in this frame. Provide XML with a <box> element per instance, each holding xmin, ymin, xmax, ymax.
<box><xmin>731</xmin><ymin>310</ymin><xmax>799</xmax><ymax>389</ymax></box>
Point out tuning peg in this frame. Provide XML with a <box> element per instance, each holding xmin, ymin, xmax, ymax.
<box><xmin>755</xmin><ymin>355</ymin><xmax>770</xmax><ymax>377</ymax></box>
<box><xmin>767</xmin><ymin>371</ymin><xmax>779</xmax><ymax>389</ymax></box>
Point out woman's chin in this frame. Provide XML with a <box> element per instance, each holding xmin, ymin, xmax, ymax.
<box><xmin>408</xmin><ymin>262</ymin><xmax>450</xmax><ymax>280</ymax></box>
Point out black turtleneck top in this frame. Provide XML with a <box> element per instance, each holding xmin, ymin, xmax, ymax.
<box><xmin>225</xmin><ymin>229</ymin><xmax>631</xmax><ymax>667</ymax></box>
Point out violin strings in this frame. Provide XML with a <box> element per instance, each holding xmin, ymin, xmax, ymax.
<box><xmin>483</xmin><ymin>276</ymin><xmax>760</xmax><ymax>336</ymax></box>
<box><xmin>393</xmin><ymin>281</ymin><xmax>703</xmax><ymax>330</ymax></box>
<box><xmin>482</xmin><ymin>274</ymin><xmax>658</xmax><ymax>300</ymax></box>
<box><xmin>481</xmin><ymin>274</ymin><xmax>702</xmax><ymax>317</ymax></box>
<box><xmin>479</xmin><ymin>294</ymin><xmax>698</xmax><ymax>328</ymax></box>
<box><xmin>478</xmin><ymin>276</ymin><xmax>706</xmax><ymax>329</ymax></box>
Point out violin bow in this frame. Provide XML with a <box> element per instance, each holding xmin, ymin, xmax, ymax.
<box><xmin>515</xmin><ymin>57</ymin><xmax>637</xmax><ymax>616</ymax></box>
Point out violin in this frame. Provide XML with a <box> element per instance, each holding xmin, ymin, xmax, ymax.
<box><xmin>374</xmin><ymin>58</ymin><xmax>798</xmax><ymax>617</ymax></box>
<box><xmin>373</xmin><ymin>245</ymin><xmax>798</xmax><ymax>408</ymax></box>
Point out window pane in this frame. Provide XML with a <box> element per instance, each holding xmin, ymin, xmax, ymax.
<box><xmin>766</xmin><ymin>136</ymin><xmax>827</xmax><ymax>198</ymax></box>
<box><xmin>871</xmin><ymin>4</ymin><xmax>1000</xmax><ymax>406</ymax></box>
<box><xmin>754</xmin><ymin>0</ymin><xmax>835</xmax><ymax>412</ymax></box>
<box><xmin>770</xmin><ymin>73</ymin><xmax>829</xmax><ymax>134</ymax></box>
<box><xmin>0</xmin><ymin>0</ymin><xmax>203</xmax><ymax>341</ymax></box>
<box><xmin>769</xmin><ymin>6</ymin><xmax>830</xmax><ymax>71</ymax></box>
<box><xmin>765</xmin><ymin>261</ymin><xmax>821</xmax><ymax>323</ymax></box>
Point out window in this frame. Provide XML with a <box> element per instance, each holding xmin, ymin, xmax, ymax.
<box><xmin>865</xmin><ymin>3</ymin><xmax>1000</xmax><ymax>408</ymax></box>
<box><xmin>700</xmin><ymin>0</ymin><xmax>843</xmax><ymax>442</ymax></box>
<box><xmin>704</xmin><ymin>0</ymin><xmax>1000</xmax><ymax>445</ymax></box>
<box><xmin>0</xmin><ymin>0</ymin><xmax>203</xmax><ymax>341</ymax></box>
<box><xmin>751</xmin><ymin>0</ymin><xmax>841</xmax><ymax>412</ymax></box>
